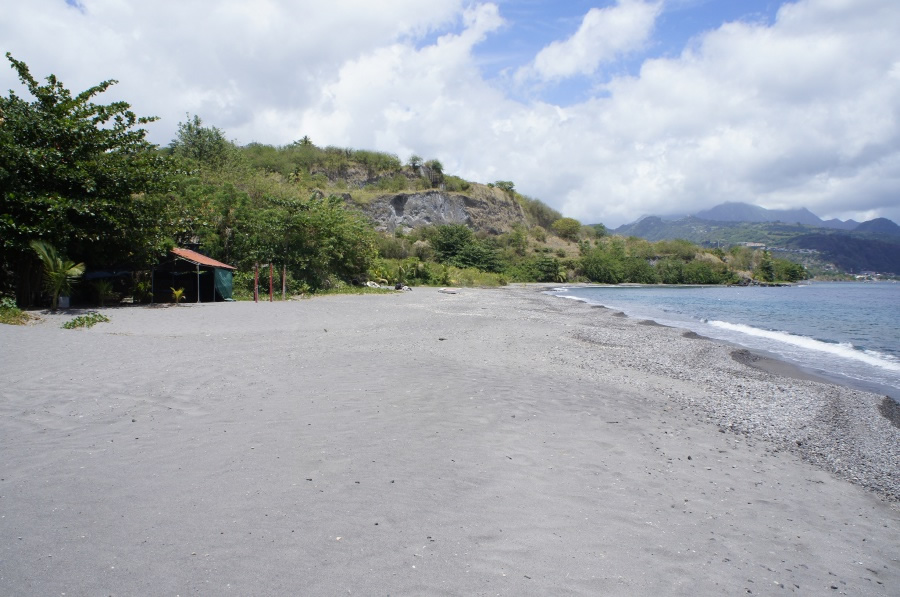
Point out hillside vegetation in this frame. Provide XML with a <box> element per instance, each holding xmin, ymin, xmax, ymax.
<box><xmin>1</xmin><ymin>57</ymin><xmax>807</xmax><ymax>308</ymax></box>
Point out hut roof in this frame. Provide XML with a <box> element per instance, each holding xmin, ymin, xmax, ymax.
<box><xmin>171</xmin><ymin>248</ymin><xmax>236</xmax><ymax>270</ymax></box>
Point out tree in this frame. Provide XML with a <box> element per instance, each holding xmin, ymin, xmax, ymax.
<box><xmin>29</xmin><ymin>240</ymin><xmax>84</xmax><ymax>311</ymax></box>
<box><xmin>0</xmin><ymin>54</ymin><xmax>174</xmax><ymax>305</ymax></box>
<box><xmin>773</xmin><ymin>258</ymin><xmax>807</xmax><ymax>282</ymax></box>
<box><xmin>493</xmin><ymin>180</ymin><xmax>515</xmax><ymax>193</ymax></box>
<box><xmin>551</xmin><ymin>217</ymin><xmax>582</xmax><ymax>241</ymax></box>
<box><xmin>622</xmin><ymin>256</ymin><xmax>659</xmax><ymax>284</ymax></box>
<box><xmin>755</xmin><ymin>250</ymin><xmax>775</xmax><ymax>282</ymax></box>
<box><xmin>430</xmin><ymin>224</ymin><xmax>474</xmax><ymax>263</ymax></box>
<box><xmin>580</xmin><ymin>247</ymin><xmax>624</xmax><ymax>283</ymax></box>
<box><xmin>169</xmin><ymin>114</ymin><xmax>235</xmax><ymax>170</ymax></box>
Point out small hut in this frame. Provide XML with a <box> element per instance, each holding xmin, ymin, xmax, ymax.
<box><xmin>152</xmin><ymin>248</ymin><xmax>236</xmax><ymax>303</ymax></box>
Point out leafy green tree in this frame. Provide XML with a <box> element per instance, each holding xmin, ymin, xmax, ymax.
<box><xmin>169</xmin><ymin>114</ymin><xmax>237</xmax><ymax>170</ymax></box>
<box><xmin>452</xmin><ymin>241</ymin><xmax>502</xmax><ymax>272</ymax></box>
<box><xmin>508</xmin><ymin>224</ymin><xmax>528</xmax><ymax>256</ymax></box>
<box><xmin>430</xmin><ymin>224</ymin><xmax>475</xmax><ymax>262</ymax></box>
<box><xmin>580</xmin><ymin>247</ymin><xmax>624</xmax><ymax>283</ymax></box>
<box><xmin>493</xmin><ymin>180</ymin><xmax>515</xmax><ymax>193</ymax></box>
<box><xmin>29</xmin><ymin>240</ymin><xmax>84</xmax><ymax>311</ymax></box>
<box><xmin>773</xmin><ymin>258</ymin><xmax>807</xmax><ymax>282</ymax></box>
<box><xmin>755</xmin><ymin>250</ymin><xmax>776</xmax><ymax>282</ymax></box>
<box><xmin>534</xmin><ymin>255</ymin><xmax>562</xmax><ymax>282</ymax></box>
<box><xmin>551</xmin><ymin>217</ymin><xmax>582</xmax><ymax>241</ymax></box>
<box><xmin>623</xmin><ymin>257</ymin><xmax>659</xmax><ymax>284</ymax></box>
<box><xmin>0</xmin><ymin>53</ymin><xmax>174</xmax><ymax>305</ymax></box>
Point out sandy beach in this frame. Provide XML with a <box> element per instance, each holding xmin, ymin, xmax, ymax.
<box><xmin>1</xmin><ymin>287</ymin><xmax>897</xmax><ymax>596</ymax></box>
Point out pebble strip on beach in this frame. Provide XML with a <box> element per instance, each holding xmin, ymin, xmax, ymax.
<box><xmin>516</xmin><ymin>287</ymin><xmax>900</xmax><ymax>502</ymax></box>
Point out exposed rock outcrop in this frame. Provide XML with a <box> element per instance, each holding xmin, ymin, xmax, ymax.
<box><xmin>358</xmin><ymin>185</ymin><xmax>528</xmax><ymax>234</ymax></box>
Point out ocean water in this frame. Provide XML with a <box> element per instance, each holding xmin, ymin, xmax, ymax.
<box><xmin>549</xmin><ymin>282</ymin><xmax>900</xmax><ymax>398</ymax></box>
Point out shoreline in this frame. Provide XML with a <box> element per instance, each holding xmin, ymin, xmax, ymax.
<box><xmin>540</xmin><ymin>283</ymin><xmax>899</xmax><ymax>401</ymax></box>
<box><xmin>1</xmin><ymin>287</ymin><xmax>897</xmax><ymax>595</ymax></box>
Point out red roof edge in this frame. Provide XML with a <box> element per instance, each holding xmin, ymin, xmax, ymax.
<box><xmin>171</xmin><ymin>248</ymin><xmax>236</xmax><ymax>270</ymax></box>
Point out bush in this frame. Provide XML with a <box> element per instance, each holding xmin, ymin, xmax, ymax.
<box><xmin>551</xmin><ymin>217</ymin><xmax>582</xmax><ymax>241</ymax></box>
<box><xmin>0</xmin><ymin>296</ymin><xmax>30</xmax><ymax>325</ymax></box>
<box><xmin>682</xmin><ymin>260</ymin><xmax>736</xmax><ymax>284</ymax></box>
<box><xmin>655</xmin><ymin>258</ymin><xmax>685</xmax><ymax>284</ymax></box>
<box><xmin>444</xmin><ymin>176</ymin><xmax>470</xmax><ymax>192</ymax></box>
<box><xmin>773</xmin><ymin>258</ymin><xmax>807</xmax><ymax>282</ymax></box>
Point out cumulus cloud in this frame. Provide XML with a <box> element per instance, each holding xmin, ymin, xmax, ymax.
<box><xmin>2</xmin><ymin>0</ymin><xmax>899</xmax><ymax>226</ymax></box>
<box><xmin>546</xmin><ymin>0</ymin><xmax>900</xmax><ymax>225</ymax></box>
<box><xmin>1</xmin><ymin>0</ymin><xmax>464</xmax><ymax>142</ymax></box>
<box><xmin>520</xmin><ymin>0</ymin><xmax>662</xmax><ymax>82</ymax></box>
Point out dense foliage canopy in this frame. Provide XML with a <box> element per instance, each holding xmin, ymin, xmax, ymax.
<box><xmin>0</xmin><ymin>53</ymin><xmax>173</xmax><ymax>304</ymax></box>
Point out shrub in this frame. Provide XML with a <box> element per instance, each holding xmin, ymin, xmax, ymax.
<box><xmin>551</xmin><ymin>217</ymin><xmax>582</xmax><ymax>241</ymax></box>
<box><xmin>655</xmin><ymin>258</ymin><xmax>685</xmax><ymax>284</ymax></box>
<box><xmin>0</xmin><ymin>296</ymin><xmax>30</xmax><ymax>325</ymax></box>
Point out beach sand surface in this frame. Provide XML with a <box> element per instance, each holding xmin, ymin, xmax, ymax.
<box><xmin>1</xmin><ymin>287</ymin><xmax>897</xmax><ymax>596</ymax></box>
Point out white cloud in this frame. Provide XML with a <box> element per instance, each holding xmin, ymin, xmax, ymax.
<box><xmin>2</xmin><ymin>0</ymin><xmax>899</xmax><ymax>227</ymax></box>
<box><xmin>520</xmin><ymin>0</ymin><xmax>662</xmax><ymax>83</ymax></box>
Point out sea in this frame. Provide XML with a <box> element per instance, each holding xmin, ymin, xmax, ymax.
<box><xmin>548</xmin><ymin>282</ymin><xmax>900</xmax><ymax>399</ymax></box>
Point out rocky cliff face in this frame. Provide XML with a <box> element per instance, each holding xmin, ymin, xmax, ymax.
<box><xmin>358</xmin><ymin>184</ymin><xmax>528</xmax><ymax>234</ymax></box>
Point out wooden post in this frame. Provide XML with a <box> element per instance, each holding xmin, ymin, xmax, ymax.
<box><xmin>269</xmin><ymin>263</ymin><xmax>274</xmax><ymax>302</ymax></box>
<box><xmin>254</xmin><ymin>263</ymin><xmax>259</xmax><ymax>303</ymax></box>
<box><xmin>282</xmin><ymin>265</ymin><xmax>286</xmax><ymax>301</ymax></box>
<box><xmin>196</xmin><ymin>264</ymin><xmax>201</xmax><ymax>303</ymax></box>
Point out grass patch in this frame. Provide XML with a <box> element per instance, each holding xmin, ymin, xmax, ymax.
<box><xmin>62</xmin><ymin>312</ymin><xmax>110</xmax><ymax>329</ymax></box>
<box><xmin>0</xmin><ymin>297</ymin><xmax>31</xmax><ymax>325</ymax></box>
<box><xmin>446</xmin><ymin>266</ymin><xmax>507</xmax><ymax>287</ymax></box>
<box><xmin>311</xmin><ymin>286</ymin><xmax>397</xmax><ymax>297</ymax></box>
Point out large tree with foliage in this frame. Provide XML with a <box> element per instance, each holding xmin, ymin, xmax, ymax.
<box><xmin>169</xmin><ymin>114</ymin><xmax>236</xmax><ymax>170</ymax></box>
<box><xmin>0</xmin><ymin>54</ymin><xmax>174</xmax><ymax>305</ymax></box>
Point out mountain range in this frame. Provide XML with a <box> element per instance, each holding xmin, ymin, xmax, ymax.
<box><xmin>611</xmin><ymin>202</ymin><xmax>900</xmax><ymax>275</ymax></box>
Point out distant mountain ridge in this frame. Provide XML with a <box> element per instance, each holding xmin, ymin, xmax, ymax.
<box><xmin>611</xmin><ymin>203</ymin><xmax>900</xmax><ymax>275</ymax></box>
<box><xmin>692</xmin><ymin>202</ymin><xmax>866</xmax><ymax>230</ymax></box>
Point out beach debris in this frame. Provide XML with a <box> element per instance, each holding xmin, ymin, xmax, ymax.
<box><xmin>438</xmin><ymin>287</ymin><xmax>460</xmax><ymax>294</ymax></box>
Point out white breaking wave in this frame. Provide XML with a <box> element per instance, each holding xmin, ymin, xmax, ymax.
<box><xmin>709</xmin><ymin>320</ymin><xmax>900</xmax><ymax>372</ymax></box>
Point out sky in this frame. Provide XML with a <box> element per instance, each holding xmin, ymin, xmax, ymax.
<box><xmin>2</xmin><ymin>0</ymin><xmax>899</xmax><ymax>227</ymax></box>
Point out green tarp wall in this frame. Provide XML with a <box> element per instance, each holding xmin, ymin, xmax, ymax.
<box><xmin>214</xmin><ymin>268</ymin><xmax>233</xmax><ymax>300</ymax></box>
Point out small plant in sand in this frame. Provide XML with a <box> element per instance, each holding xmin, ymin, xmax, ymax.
<box><xmin>0</xmin><ymin>296</ymin><xmax>31</xmax><ymax>325</ymax></box>
<box><xmin>62</xmin><ymin>312</ymin><xmax>110</xmax><ymax>329</ymax></box>
<box><xmin>171</xmin><ymin>287</ymin><xmax>185</xmax><ymax>304</ymax></box>
<box><xmin>30</xmin><ymin>240</ymin><xmax>85</xmax><ymax>312</ymax></box>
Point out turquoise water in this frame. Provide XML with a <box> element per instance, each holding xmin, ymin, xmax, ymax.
<box><xmin>549</xmin><ymin>282</ymin><xmax>900</xmax><ymax>397</ymax></box>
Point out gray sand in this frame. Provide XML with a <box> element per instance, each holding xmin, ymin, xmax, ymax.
<box><xmin>1</xmin><ymin>287</ymin><xmax>897</xmax><ymax>595</ymax></box>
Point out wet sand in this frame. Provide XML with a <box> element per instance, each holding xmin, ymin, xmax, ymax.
<box><xmin>0</xmin><ymin>287</ymin><xmax>897</xmax><ymax>595</ymax></box>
